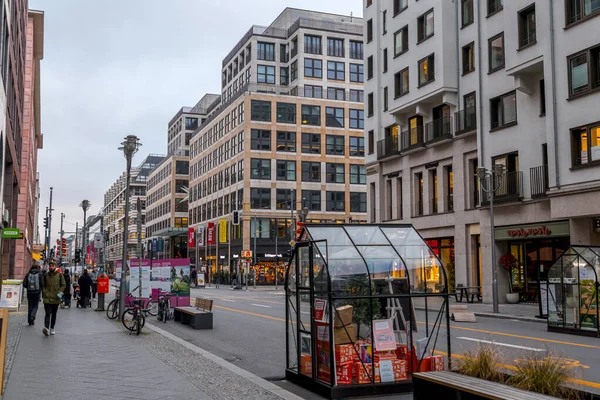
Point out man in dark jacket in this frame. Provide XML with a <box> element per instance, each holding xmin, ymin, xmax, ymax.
<box><xmin>77</xmin><ymin>269</ymin><xmax>93</xmax><ymax>308</ymax></box>
<box><xmin>61</xmin><ymin>269</ymin><xmax>72</xmax><ymax>308</ymax></box>
<box><xmin>42</xmin><ymin>259</ymin><xmax>66</xmax><ymax>336</ymax></box>
<box><xmin>23</xmin><ymin>263</ymin><xmax>43</xmax><ymax>325</ymax></box>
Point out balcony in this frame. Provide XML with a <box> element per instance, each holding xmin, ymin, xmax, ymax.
<box><xmin>454</xmin><ymin>107</ymin><xmax>477</xmax><ymax>135</ymax></box>
<box><xmin>480</xmin><ymin>171</ymin><xmax>524</xmax><ymax>205</ymax></box>
<box><xmin>424</xmin><ymin>116</ymin><xmax>453</xmax><ymax>144</ymax></box>
<box><xmin>400</xmin><ymin>126</ymin><xmax>425</xmax><ymax>151</ymax></box>
<box><xmin>377</xmin><ymin>135</ymin><xmax>400</xmax><ymax>160</ymax></box>
<box><xmin>530</xmin><ymin>165</ymin><xmax>549</xmax><ymax>198</ymax></box>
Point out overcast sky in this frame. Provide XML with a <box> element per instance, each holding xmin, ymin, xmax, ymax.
<box><xmin>29</xmin><ymin>0</ymin><xmax>362</xmax><ymax>242</ymax></box>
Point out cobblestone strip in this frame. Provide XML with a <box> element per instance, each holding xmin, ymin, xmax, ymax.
<box><xmin>2</xmin><ymin>309</ymin><xmax>27</xmax><ymax>394</ymax></box>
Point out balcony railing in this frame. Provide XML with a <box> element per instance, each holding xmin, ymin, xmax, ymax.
<box><xmin>400</xmin><ymin>126</ymin><xmax>425</xmax><ymax>151</ymax></box>
<box><xmin>480</xmin><ymin>171</ymin><xmax>524</xmax><ymax>205</ymax></box>
<box><xmin>530</xmin><ymin>165</ymin><xmax>549</xmax><ymax>198</ymax></box>
<box><xmin>519</xmin><ymin>32</ymin><xmax>536</xmax><ymax>48</ymax></box>
<box><xmin>424</xmin><ymin>116</ymin><xmax>453</xmax><ymax>143</ymax></box>
<box><xmin>488</xmin><ymin>0</ymin><xmax>503</xmax><ymax>14</ymax></box>
<box><xmin>454</xmin><ymin>107</ymin><xmax>477</xmax><ymax>135</ymax></box>
<box><xmin>377</xmin><ymin>135</ymin><xmax>400</xmax><ymax>160</ymax></box>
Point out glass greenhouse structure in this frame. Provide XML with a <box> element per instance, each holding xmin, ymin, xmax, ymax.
<box><xmin>285</xmin><ymin>224</ymin><xmax>452</xmax><ymax>399</ymax></box>
<box><xmin>547</xmin><ymin>246</ymin><xmax>600</xmax><ymax>337</ymax></box>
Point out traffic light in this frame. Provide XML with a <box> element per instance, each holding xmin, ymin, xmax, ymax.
<box><xmin>232</xmin><ymin>210</ymin><xmax>240</xmax><ymax>225</ymax></box>
<box><xmin>271</xmin><ymin>227</ymin><xmax>276</xmax><ymax>237</ymax></box>
<box><xmin>43</xmin><ymin>217</ymin><xmax>48</xmax><ymax>228</ymax></box>
<box><xmin>75</xmin><ymin>249</ymin><xmax>81</xmax><ymax>264</ymax></box>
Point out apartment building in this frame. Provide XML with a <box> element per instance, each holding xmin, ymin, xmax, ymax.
<box><xmin>188</xmin><ymin>8</ymin><xmax>366</xmax><ymax>284</ymax></box>
<box><xmin>365</xmin><ymin>0</ymin><xmax>600</xmax><ymax>303</ymax></box>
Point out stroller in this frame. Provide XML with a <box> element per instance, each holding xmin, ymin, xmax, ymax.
<box><xmin>73</xmin><ymin>282</ymin><xmax>89</xmax><ymax>308</ymax></box>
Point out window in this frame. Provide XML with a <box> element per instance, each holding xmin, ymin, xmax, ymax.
<box><xmin>302</xmin><ymin>133</ymin><xmax>321</xmax><ymax>154</ymax></box>
<box><xmin>462</xmin><ymin>42</ymin><xmax>475</xmax><ymax>74</ymax></box>
<box><xmin>327</xmin><ymin>87</ymin><xmax>345</xmax><ymax>101</ymax></box>
<box><xmin>488</xmin><ymin>33</ymin><xmax>505</xmax><ymax>72</ymax></box>
<box><xmin>445</xmin><ymin>166</ymin><xmax>454</xmax><ymax>212</ymax></box>
<box><xmin>280</xmin><ymin>67</ymin><xmax>289</xmax><ymax>85</ymax></box>
<box><xmin>418</xmin><ymin>54</ymin><xmax>435</xmax><ymax>86</ymax></box>
<box><xmin>349</xmin><ymin>109</ymin><xmax>364</xmax><ymax>129</ymax></box>
<box><xmin>276</xmin><ymin>131</ymin><xmax>296</xmax><ymax>152</ymax></box>
<box><xmin>350</xmin><ymin>165</ymin><xmax>366</xmax><ymax>184</ymax></box>
<box><xmin>368</xmin><ymin>130</ymin><xmax>374</xmax><ymax>155</ymax></box>
<box><xmin>251</xmin><ymin>129</ymin><xmax>271</xmax><ymax>150</ymax></box>
<box><xmin>275</xmin><ymin>189</ymin><xmax>292</xmax><ymax>210</ymax></box>
<box><xmin>395</xmin><ymin>67</ymin><xmax>409</xmax><ymax>97</ymax></box>
<box><xmin>302</xmin><ymin>190</ymin><xmax>321</xmax><ymax>211</ymax></box>
<box><xmin>238</xmin><ymin>103</ymin><xmax>244</xmax><ymax>123</ymax></box>
<box><xmin>366</xmin><ymin>56</ymin><xmax>374</xmax><ymax>80</ymax></box>
<box><xmin>291</xmin><ymin>60</ymin><xmax>298</xmax><ymax>81</ymax></box>
<box><xmin>326</xmin><ymin>107</ymin><xmax>344</xmax><ymax>128</ymax></box>
<box><xmin>327</xmin><ymin>38</ymin><xmax>344</xmax><ymax>57</ymax></box>
<box><xmin>349</xmin><ymin>137</ymin><xmax>365</xmax><ymax>157</ymax></box>
<box><xmin>350</xmin><ymin>63</ymin><xmax>364</xmax><ymax>82</ymax></box>
<box><xmin>417</xmin><ymin>9</ymin><xmax>435</xmax><ymax>42</ymax></box>
<box><xmin>462</xmin><ymin>0</ymin><xmax>474</xmax><ymax>26</ymax></box>
<box><xmin>540</xmin><ymin>79</ymin><xmax>546</xmax><ymax>115</ymax></box>
<box><xmin>304</xmin><ymin>85</ymin><xmax>322</xmax><ymax>99</ymax></box>
<box><xmin>257</xmin><ymin>65</ymin><xmax>275</xmax><ymax>84</ymax></box>
<box><xmin>367</xmin><ymin>0</ymin><xmax>372</xmax><ymax>6</ymax></box>
<box><xmin>383</xmin><ymin>87</ymin><xmax>389</xmax><ymax>112</ymax></box>
<box><xmin>367</xmin><ymin>19</ymin><xmax>373</xmax><ymax>43</ymax></box>
<box><xmin>350</xmin><ymin>192</ymin><xmax>367</xmax><ymax>212</ymax></box>
<box><xmin>383</xmin><ymin>48</ymin><xmax>388</xmax><ymax>73</ymax></box>
<box><xmin>367</xmin><ymin>93</ymin><xmax>374</xmax><ymax>117</ymax></box>
<box><xmin>326</xmin><ymin>163</ymin><xmax>345</xmax><ymax>183</ymax></box>
<box><xmin>257</xmin><ymin>42</ymin><xmax>275</xmax><ymax>61</ymax></box>
<box><xmin>238</xmin><ymin>131</ymin><xmax>244</xmax><ymax>152</ymax></box>
<box><xmin>394</xmin><ymin>26</ymin><xmax>408</xmax><ymax>57</ymax></box>
<box><xmin>276</xmin><ymin>160</ymin><xmax>296</xmax><ymax>181</ymax></box>
<box><xmin>304</xmin><ymin>35</ymin><xmax>321</xmax><ymax>54</ymax></box>
<box><xmin>276</xmin><ymin>102</ymin><xmax>296</xmax><ymax>123</ymax></box>
<box><xmin>301</xmin><ymin>105</ymin><xmax>321</xmax><ymax>126</ymax></box>
<box><xmin>490</xmin><ymin>91</ymin><xmax>517</xmax><ymax>129</ymax></box>
<box><xmin>393</xmin><ymin>0</ymin><xmax>407</xmax><ymax>15</ymax></box>
<box><xmin>518</xmin><ymin>5</ymin><xmax>536</xmax><ymax>49</ymax></box>
<box><xmin>571</xmin><ymin>123</ymin><xmax>600</xmax><ymax>166</ymax></box>
<box><xmin>327</xmin><ymin>61</ymin><xmax>345</xmax><ymax>80</ymax></box>
<box><xmin>251</xmin><ymin>100</ymin><xmax>271</xmax><ymax>122</ymax></box>
<box><xmin>326</xmin><ymin>135</ymin><xmax>345</xmax><ymax>155</ymax></box>
<box><xmin>349</xmin><ymin>40</ymin><xmax>363</xmax><ymax>59</ymax></box>
<box><xmin>488</xmin><ymin>0</ymin><xmax>503</xmax><ymax>16</ymax></box>
<box><xmin>302</xmin><ymin>161</ymin><xmax>321</xmax><ymax>182</ymax></box>
<box><xmin>568</xmin><ymin>44</ymin><xmax>600</xmax><ymax>97</ymax></box>
<box><xmin>250</xmin><ymin>159</ymin><xmax>271</xmax><ymax>180</ymax></box>
<box><xmin>350</xmin><ymin>89</ymin><xmax>364</xmax><ymax>103</ymax></box>
<box><xmin>175</xmin><ymin>160</ymin><xmax>189</xmax><ymax>174</ymax></box>
<box><xmin>567</xmin><ymin>0</ymin><xmax>600</xmax><ymax>25</ymax></box>
<box><xmin>383</xmin><ymin>10</ymin><xmax>387</xmax><ymax>34</ymax></box>
<box><xmin>326</xmin><ymin>191</ymin><xmax>345</xmax><ymax>212</ymax></box>
<box><xmin>304</xmin><ymin>58</ymin><xmax>322</xmax><ymax>78</ymax></box>
<box><xmin>250</xmin><ymin>188</ymin><xmax>271</xmax><ymax>209</ymax></box>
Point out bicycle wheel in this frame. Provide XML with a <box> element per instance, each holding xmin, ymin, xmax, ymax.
<box><xmin>122</xmin><ymin>309</ymin><xmax>146</xmax><ymax>331</ymax></box>
<box><xmin>163</xmin><ymin>300</ymin><xmax>169</xmax><ymax>323</ymax></box>
<box><xmin>146</xmin><ymin>298</ymin><xmax>158</xmax><ymax>316</ymax></box>
<box><xmin>136</xmin><ymin>313</ymin><xmax>145</xmax><ymax>335</ymax></box>
<box><xmin>106</xmin><ymin>299</ymin><xmax>119</xmax><ymax>320</ymax></box>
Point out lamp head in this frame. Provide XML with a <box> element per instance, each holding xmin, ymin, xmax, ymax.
<box><xmin>476</xmin><ymin>167</ymin><xmax>487</xmax><ymax>181</ymax></box>
<box><xmin>119</xmin><ymin>135</ymin><xmax>142</xmax><ymax>159</ymax></box>
<box><xmin>80</xmin><ymin>200</ymin><xmax>91</xmax><ymax>212</ymax></box>
<box><xmin>493</xmin><ymin>163</ymin><xmax>505</xmax><ymax>176</ymax></box>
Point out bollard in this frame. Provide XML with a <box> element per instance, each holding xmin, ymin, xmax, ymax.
<box><xmin>96</xmin><ymin>293</ymin><xmax>105</xmax><ymax>311</ymax></box>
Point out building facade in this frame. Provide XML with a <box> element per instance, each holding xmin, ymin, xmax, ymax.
<box><xmin>188</xmin><ymin>8</ymin><xmax>367</xmax><ymax>284</ymax></box>
<box><xmin>365</xmin><ymin>0</ymin><xmax>600</xmax><ymax>303</ymax></box>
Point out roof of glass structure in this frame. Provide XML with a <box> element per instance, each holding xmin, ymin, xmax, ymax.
<box><xmin>549</xmin><ymin>246</ymin><xmax>600</xmax><ymax>282</ymax></box>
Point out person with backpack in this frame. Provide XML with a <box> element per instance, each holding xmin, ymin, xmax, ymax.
<box><xmin>23</xmin><ymin>263</ymin><xmax>43</xmax><ymax>325</ymax></box>
<box><xmin>41</xmin><ymin>259</ymin><xmax>66</xmax><ymax>336</ymax></box>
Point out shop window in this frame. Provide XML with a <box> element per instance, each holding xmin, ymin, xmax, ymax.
<box><xmin>571</xmin><ymin>123</ymin><xmax>600</xmax><ymax>166</ymax></box>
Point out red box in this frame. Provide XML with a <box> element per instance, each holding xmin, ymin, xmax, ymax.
<box><xmin>413</xmin><ymin>356</ymin><xmax>432</xmax><ymax>372</ymax></box>
<box><xmin>375</xmin><ymin>350</ymin><xmax>398</xmax><ymax>362</ymax></box>
<box><xmin>392</xmin><ymin>359</ymin><xmax>407</xmax><ymax>381</ymax></box>
<box><xmin>300</xmin><ymin>354</ymin><xmax>312</xmax><ymax>375</ymax></box>
<box><xmin>335</xmin><ymin>344</ymin><xmax>354</xmax><ymax>364</ymax></box>
<box><xmin>336</xmin><ymin>362</ymin><xmax>353</xmax><ymax>385</ymax></box>
<box><xmin>395</xmin><ymin>345</ymin><xmax>409</xmax><ymax>361</ymax></box>
<box><xmin>355</xmin><ymin>361</ymin><xmax>381</xmax><ymax>384</ymax></box>
<box><xmin>431</xmin><ymin>355</ymin><xmax>445</xmax><ymax>371</ymax></box>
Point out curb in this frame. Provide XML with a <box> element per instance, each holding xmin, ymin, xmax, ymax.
<box><xmin>145</xmin><ymin>322</ymin><xmax>304</xmax><ymax>400</ymax></box>
<box><xmin>473</xmin><ymin>312</ymin><xmax>546</xmax><ymax>324</ymax></box>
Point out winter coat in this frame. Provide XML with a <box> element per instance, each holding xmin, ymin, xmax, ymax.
<box><xmin>78</xmin><ymin>274</ymin><xmax>93</xmax><ymax>298</ymax></box>
<box><xmin>23</xmin><ymin>268</ymin><xmax>43</xmax><ymax>297</ymax></box>
<box><xmin>63</xmin><ymin>273</ymin><xmax>72</xmax><ymax>296</ymax></box>
<box><xmin>42</xmin><ymin>270</ymin><xmax>66</xmax><ymax>305</ymax></box>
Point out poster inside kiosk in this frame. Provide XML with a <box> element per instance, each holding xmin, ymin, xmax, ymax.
<box><xmin>1</xmin><ymin>280</ymin><xmax>23</xmax><ymax>310</ymax></box>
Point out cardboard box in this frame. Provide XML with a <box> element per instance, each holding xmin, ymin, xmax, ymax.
<box><xmin>392</xmin><ymin>360</ymin><xmax>408</xmax><ymax>381</ymax></box>
<box><xmin>431</xmin><ymin>355</ymin><xmax>444</xmax><ymax>371</ymax></box>
<box><xmin>375</xmin><ymin>350</ymin><xmax>397</xmax><ymax>362</ymax></box>
<box><xmin>336</xmin><ymin>362</ymin><xmax>353</xmax><ymax>385</ymax></box>
<box><xmin>334</xmin><ymin>305</ymin><xmax>353</xmax><ymax>328</ymax></box>
<box><xmin>333</xmin><ymin>323</ymin><xmax>356</xmax><ymax>345</ymax></box>
<box><xmin>354</xmin><ymin>340</ymin><xmax>369</xmax><ymax>361</ymax></box>
<box><xmin>355</xmin><ymin>361</ymin><xmax>381</xmax><ymax>384</ymax></box>
<box><xmin>335</xmin><ymin>344</ymin><xmax>354</xmax><ymax>364</ymax></box>
<box><xmin>300</xmin><ymin>353</ymin><xmax>312</xmax><ymax>375</ymax></box>
<box><xmin>413</xmin><ymin>356</ymin><xmax>431</xmax><ymax>372</ymax></box>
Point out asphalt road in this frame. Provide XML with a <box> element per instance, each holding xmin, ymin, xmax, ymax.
<box><xmin>157</xmin><ymin>287</ymin><xmax>600</xmax><ymax>398</ymax></box>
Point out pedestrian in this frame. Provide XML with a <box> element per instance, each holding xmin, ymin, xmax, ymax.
<box><xmin>190</xmin><ymin>267</ymin><xmax>197</xmax><ymax>288</ymax></box>
<box><xmin>90</xmin><ymin>267</ymin><xmax>98</xmax><ymax>299</ymax></box>
<box><xmin>77</xmin><ymin>269</ymin><xmax>93</xmax><ymax>308</ymax></box>
<box><xmin>61</xmin><ymin>269</ymin><xmax>72</xmax><ymax>308</ymax></box>
<box><xmin>41</xmin><ymin>259</ymin><xmax>66</xmax><ymax>336</ymax></box>
<box><xmin>23</xmin><ymin>263</ymin><xmax>43</xmax><ymax>325</ymax></box>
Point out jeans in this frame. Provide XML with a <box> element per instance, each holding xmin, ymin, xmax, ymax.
<box><xmin>27</xmin><ymin>293</ymin><xmax>40</xmax><ymax>323</ymax></box>
<box><xmin>44</xmin><ymin>303</ymin><xmax>59</xmax><ymax>329</ymax></box>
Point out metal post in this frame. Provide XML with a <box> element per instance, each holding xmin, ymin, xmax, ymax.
<box><xmin>137</xmin><ymin>198</ymin><xmax>142</xmax><ymax>300</ymax></box>
<box><xmin>253</xmin><ymin>215</ymin><xmax>257</xmax><ymax>289</ymax></box>
<box><xmin>44</xmin><ymin>207</ymin><xmax>49</xmax><ymax>255</ymax></box>
<box><xmin>119</xmin><ymin>156</ymin><xmax>132</xmax><ymax>318</ymax></box>
<box><xmin>75</xmin><ymin>222</ymin><xmax>78</xmax><ymax>265</ymax></box>
<box><xmin>228</xmin><ymin>220</ymin><xmax>231</xmax><ymax>288</ymax></box>
<box><xmin>490</xmin><ymin>181</ymin><xmax>498</xmax><ymax>314</ymax></box>
<box><xmin>96</xmin><ymin>214</ymin><xmax>105</xmax><ymax>311</ymax></box>
<box><xmin>48</xmin><ymin>187</ymin><xmax>54</xmax><ymax>255</ymax></box>
<box><xmin>275</xmin><ymin>231</ymin><xmax>278</xmax><ymax>290</ymax></box>
<box><xmin>59</xmin><ymin>213</ymin><xmax>64</xmax><ymax>264</ymax></box>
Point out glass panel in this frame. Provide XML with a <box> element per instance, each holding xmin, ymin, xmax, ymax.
<box><xmin>299</xmin><ymin>289</ymin><xmax>312</xmax><ymax>332</ymax></box>
<box><xmin>287</xmin><ymin>253</ymin><xmax>297</xmax><ymax>291</ymax></box>
<box><xmin>344</xmin><ymin>226</ymin><xmax>389</xmax><ymax>245</ymax></box>
<box><xmin>357</xmin><ymin>245</ymin><xmax>402</xmax><ymax>282</ymax></box>
<box><xmin>287</xmin><ymin>292</ymin><xmax>299</xmax><ymax>371</ymax></box>
<box><xmin>570</xmin><ymin>54</ymin><xmax>588</xmax><ymax>94</ymax></box>
<box><xmin>298</xmin><ymin>246</ymin><xmax>311</xmax><ymax>288</ymax></box>
<box><xmin>502</xmin><ymin>92</ymin><xmax>516</xmax><ymax>123</ymax></box>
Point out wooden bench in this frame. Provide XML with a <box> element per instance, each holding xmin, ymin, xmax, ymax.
<box><xmin>173</xmin><ymin>298</ymin><xmax>214</xmax><ymax>330</ymax></box>
<box><xmin>413</xmin><ymin>371</ymin><xmax>558</xmax><ymax>400</ymax></box>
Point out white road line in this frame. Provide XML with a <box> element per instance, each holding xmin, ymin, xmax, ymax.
<box><xmin>219</xmin><ymin>299</ymin><xmax>237</xmax><ymax>303</ymax></box>
<box><xmin>251</xmin><ymin>303</ymin><xmax>271</xmax><ymax>308</ymax></box>
<box><xmin>457</xmin><ymin>337</ymin><xmax>546</xmax><ymax>352</ymax></box>
<box><xmin>300</xmin><ymin>311</ymin><xmax>310</xmax><ymax>315</ymax></box>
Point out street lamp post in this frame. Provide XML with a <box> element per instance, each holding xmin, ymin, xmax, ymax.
<box><xmin>118</xmin><ymin>135</ymin><xmax>142</xmax><ymax>318</ymax></box>
<box><xmin>476</xmin><ymin>164</ymin><xmax>505</xmax><ymax>314</ymax></box>
<box><xmin>80</xmin><ymin>200</ymin><xmax>91</xmax><ymax>267</ymax></box>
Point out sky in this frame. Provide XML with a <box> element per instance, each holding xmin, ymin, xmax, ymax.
<box><xmin>29</xmin><ymin>0</ymin><xmax>363</xmax><ymax>242</ymax></box>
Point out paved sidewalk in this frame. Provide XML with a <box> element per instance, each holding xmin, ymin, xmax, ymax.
<box><xmin>452</xmin><ymin>301</ymin><xmax>545</xmax><ymax>323</ymax></box>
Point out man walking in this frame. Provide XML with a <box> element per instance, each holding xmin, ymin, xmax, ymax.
<box><xmin>90</xmin><ymin>267</ymin><xmax>98</xmax><ymax>299</ymax></box>
<box><xmin>41</xmin><ymin>259</ymin><xmax>66</xmax><ymax>336</ymax></box>
<box><xmin>23</xmin><ymin>263</ymin><xmax>43</xmax><ymax>325</ymax></box>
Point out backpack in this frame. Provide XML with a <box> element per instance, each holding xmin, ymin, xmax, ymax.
<box><xmin>28</xmin><ymin>273</ymin><xmax>40</xmax><ymax>294</ymax></box>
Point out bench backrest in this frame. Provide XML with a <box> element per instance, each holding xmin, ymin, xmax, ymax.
<box><xmin>195</xmin><ymin>297</ymin><xmax>214</xmax><ymax>312</ymax></box>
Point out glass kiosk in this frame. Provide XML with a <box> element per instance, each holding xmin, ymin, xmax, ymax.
<box><xmin>547</xmin><ymin>246</ymin><xmax>600</xmax><ymax>337</ymax></box>
<box><xmin>285</xmin><ymin>224</ymin><xmax>452</xmax><ymax>399</ymax></box>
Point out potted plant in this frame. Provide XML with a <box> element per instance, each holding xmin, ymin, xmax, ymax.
<box><xmin>499</xmin><ymin>254</ymin><xmax>519</xmax><ymax>304</ymax></box>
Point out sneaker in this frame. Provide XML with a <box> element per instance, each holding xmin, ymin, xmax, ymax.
<box><xmin>42</xmin><ymin>327</ymin><xmax>49</xmax><ymax>337</ymax></box>
<box><xmin>50</xmin><ymin>329</ymin><xmax>55</xmax><ymax>335</ymax></box>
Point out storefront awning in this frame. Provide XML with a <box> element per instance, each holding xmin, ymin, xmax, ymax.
<box><xmin>152</xmin><ymin>227</ymin><xmax>188</xmax><ymax>238</ymax></box>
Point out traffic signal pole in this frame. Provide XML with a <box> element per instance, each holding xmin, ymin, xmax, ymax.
<box><xmin>47</xmin><ymin>187</ymin><xmax>54</xmax><ymax>258</ymax></box>
<box><xmin>59</xmin><ymin>213</ymin><xmax>64</xmax><ymax>264</ymax></box>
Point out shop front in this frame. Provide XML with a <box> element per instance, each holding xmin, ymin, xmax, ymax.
<box><xmin>495</xmin><ymin>221</ymin><xmax>570</xmax><ymax>303</ymax></box>
<box><xmin>249</xmin><ymin>253</ymin><xmax>286</xmax><ymax>285</ymax></box>
<box><xmin>424</xmin><ymin>238</ymin><xmax>455</xmax><ymax>291</ymax></box>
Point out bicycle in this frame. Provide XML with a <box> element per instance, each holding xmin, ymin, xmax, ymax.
<box><xmin>106</xmin><ymin>285</ymin><xmax>158</xmax><ymax>320</ymax></box>
<box><xmin>121</xmin><ymin>299</ymin><xmax>147</xmax><ymax>335</ymax></box>
<box><xmin>156</xmin><ymin>291</ymin><xmax>172</xmax><ymax>323</ymax></box>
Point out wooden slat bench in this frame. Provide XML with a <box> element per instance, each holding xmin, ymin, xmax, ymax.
<box><xmin>413</xmin><ymin>371</ymin><xmax>559</xmax><ymax>400</ymax></box>
<box><xmin>173</xmin><ymin>297</ymin><xmax>214</xmax><ymax>330</ymax></box>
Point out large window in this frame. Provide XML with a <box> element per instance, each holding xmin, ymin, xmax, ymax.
<box><xmin>462</xmin><ymin>42</ymin><xmax>475</xmax><ymax>75</ymax></box>
<box><xmin>291</xmin><ymin>60</ymin><xmax>298</xmax><ymax>81</ymax></box>
<box><xmin>350</xmin><ymin>89</ymin><xmax>364</xmax><ymax>103</ymax></box>
<box><xmin>276</xmin><ymin>189</ymin><xmax>293</xmax><ymax>210</ymax></box>
<box><xmin>568</xmin><ymin>44</ymin><xmax>600</xmax><ymax>97</ymax></box>
<box><xmin>567</xmin><ymin>0</ymin><xmax>600</xmax><ymax>25</ymax></box>
<box><xmin>367</xmin><ymin>93</ymin><xmax>374</xmax><ymax>117</ymax></box>
<box><xmin>395</xmin><ymin>67</ymin><xmax>409</xmax><ymax>97</ymax></box>
<box><xmin>326</xmin><ymin>163</ymin><xmax>345</xmax><ymax>183</ymax></box>
<box><xmin>367</xmin><ymin>56</ymin><xmax>373</xmax><ymax>80</ymax></box>
<box><xmin>175</xmin><ymin>160</ymin><xmax>189</xmax><ymax>175</ymax></box>
<box><xmin>394</xmin><ymin>25</ymin><xmax>408</xmax><ymax>57</ymax></box>
<box><xmin>304</xmin><ymin>85</ymin><xmax>323</xmax><ymax>99</ymax></box>
<box><xmin>302</xmin><ymin>133</ymin><xmax>321</xmax><ymax>154</ymax></box>
<box><xmin>257</xmin><ymin>42</ymin><xmax>275</xmax><ymax>61</ymax></box>
<box><xmin>276</xmin><ymin>102</ymin><xmax>296</xmax><ymax>123</ymax></box>
<box><xmin>350</xmin><ymin>165</ymin><xmax>366</xmax><ymax>184</ymax></box>
<box><xmin>304</xmin><ymin>58</ymin><xmax>322</xmax><ymax>78</ymax></box>
<box><xmin>302</xmin><ymin>190</ymin><xmax>321</xmax><ymax>211</ymax></box>
<box><xmin>418</xmin><ymin>54</ymin><xmax>435</xmax><ymax>86</ymax></box>
<box><xmin>250</xmin><ymin>188</ymin><xmax>271</xmax><ymax>209</ymax></box>
<box><xmin>488</xmin><ymin>32</ymin><xmax>505</xmax><ymax>72</ymax></box>
<box><xmin>462</xmin><ymin>0</ymin><xmax>474</xmax><ymax>26</ymax></box>
<box><xmin>417</xmin><ymin>9</ymin><xmax>435</xmax><ymax>42</ymax></box>
<box><xmin>325</xmin><ymin>107</ymin><xmax>344</xmax><ymax>128</ymax></box>
<box><xmin>367</xmin><ymin>19</ymin><xmax>373</xmax><ymax>43</ymax></box>
<box><xmin>280</xmin><ymin>66</ymin><xmax>289</xmax><ymax>85</ymax></box>
<box><xmin>326</xmin><ymin>135</ymin><xmax>345</xmax><ymax>155</ymax></box>
<box><xmin>490</xmin><ymin>91</ymin><xmax>517</xmax><ymax>129</ymax></box>
<box><xmin>257</xmin><ymin>65</ymin><xmax>275</xmax><ymax>84</ymax></box>
<box><xmin>304</xmin><ymin>35</ymin><xmax>322</xmax><ymax>54</ymax></box>
<box><xmin>488</xmin><ymin>0</ymin><xmax>503</xmax><ymax>16</ymax></box>
<box><xmin>301</xmin><ymin>105</ymin><xmax>321</xmax><ymax>126</ymax></box>
<box><xmin>393</xmin><ymin>0</ymin><xmax>408</xmax><ymax>15</ymax></box>
<box><xmin>251</xmin><ymin>129</ymin><xmax>271</xmax><ymax>150</ymax></box>
<box><xmin>571</xmin><ymin>123</ymin><xmax>600</xmax><ymax>166</ymax></box>
<box><xmin>518</xmin><ymin>4</ymin><xmax>536</xmax><ymax>49</ymax></box>
<box><xmin>276</xmin><ymin>131</ymin><xmax>296</xmax><ymax>152</ymax></box>
<box><xmin>327</xmin><ymin>38</ymin><xmax>344</xmax><ymax>57</ymax></box>
<box><xmin>326</xmin><ymin>191</ymin><xmax>345</xmax><ymax>212</ymax></box>
<box><xmin>327</xmin><ymin>87</ymin><xmax>345</xmax><ymax>101</ymax></box>
<box><xmin>349</xmin><ymin>109</ymin><xmax>364</xmax><ymax>129</ymax></box>
<box><xmin>276</xmin><ymin>160</ymin><xmax>296</xmax><ymax>181</ymax></box>
<box><xmin>350</xmin><ymin>64</ymin><xmax>364</xmax><ymax>83</ymax></box>
<box><xmin>350</xmin><ymin>192</ymin><xmax>367</xmax><ymax>212</ymax></box>
<box><xmin>349</xmin><ymin>137</ymin><xmax>365</xmax><ymax>157</ymax></box>
<box><xmin>327</xmin><ymin>61</ymin><xmax>345</xmax><ymax>80</ymax></box>
<box><xmin>349</xmin><ymin>40</ymin><xmax>363</xmax><ymax>59</ymax></box>
<box><xmin>302</xmin><ymin>161</ymin><xmax>321</xmax><ymax>182</ymax></box>
<box><xmin>250</xmin><ymin>158</ymin><xmax>271</xmax><ymax>180</ymax></box>
<box><xmin>251</xmin><ymin>100</ymin><xmax>271</xmax><ymax>122</ymax></box>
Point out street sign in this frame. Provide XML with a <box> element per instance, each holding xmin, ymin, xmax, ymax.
<box><xmin>241</xmin><ymin>250</ymin><xmax>252</xmax><ymax>258</ymax></box>
<box><xmin>289</xmin><ymin>240</ymin><xmax>296</xmax><ymax>247</ymax></box>
<box><xmin>2</xmin><ymin>228</ymin><xmax>21</xmax><ymax>239</ymax></box>
<box><xmin>94</xmin><ymin>233</ymin><xmax>104</xmax><ymax>249</ymax></box>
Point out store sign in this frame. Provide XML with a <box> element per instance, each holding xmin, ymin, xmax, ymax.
<box><xmin>197</xmin><ymin>226</ymin><xmax>205</xmax><ymax>246</ymax></box>
<box><xmin>507</xmin><ymin>226</ymin><xmax>552</xmax><ymax>238</ymax></box>
<box><xmin>264</xmin><ymin>253</ymin><xmax>283</xmax><ymax>258</ymax></box>
<box><xmin>241</xmin><ymin>250</ymin><xmax>252</xmax><ymax>258</ymax></box>
<box><xmin>494</xmin><ymin>221</ymin><xmax>569</xmax><ymax>241</ymax></box>
<box><xmin>219</xmin><ymin>219</ymin><xmax>227</xmax><ymax>243</ymax></box>
<box><xmin>2</xmin><ymin>228</ymin><xmax>21</xmax><ymax>239</ymax></box>
<box><xmin>207</xmin><ymin>223</ymin><xmax>215</xmax><ymax>245</ymax></box>
<box><xmin>188</xmin><ymin>228</ymin><xmax>195</xmax><ymax>247</ymax></box>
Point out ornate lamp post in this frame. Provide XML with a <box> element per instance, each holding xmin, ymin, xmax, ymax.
<box><xmin>80</xmin><ymin>200</ymin><xmax>91</xmax><ymax>267</ymax></box>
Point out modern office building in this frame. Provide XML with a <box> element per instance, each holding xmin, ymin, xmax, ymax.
<box><xmin>365</xmin><ymin>0</ymin><xmax>600</xmax><ymax>303</ymax></box>
<box><xmin>188</xmin><ymin>8</ymin><xmax>367</xmax><ymax>284</ymax></box>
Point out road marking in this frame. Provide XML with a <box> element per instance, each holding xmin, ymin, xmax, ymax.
<box><xmin>457</xmin><ymin>337</ymin><xmax>545</xmax><ymax>352</ymax></box>
<box><xmin>251</xmin><ymin>303</ymin><xmax>271</xmax><ymax>308</ymax></box>
<box><xmin>219</xmin><ymin>299</ymin><xmax>236</xmax><ymax>303</ymax></box>
<box><xmin>214</xmin><ymin>305</ymin><xmax>289</xmax><ymax>323</ymax></box>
